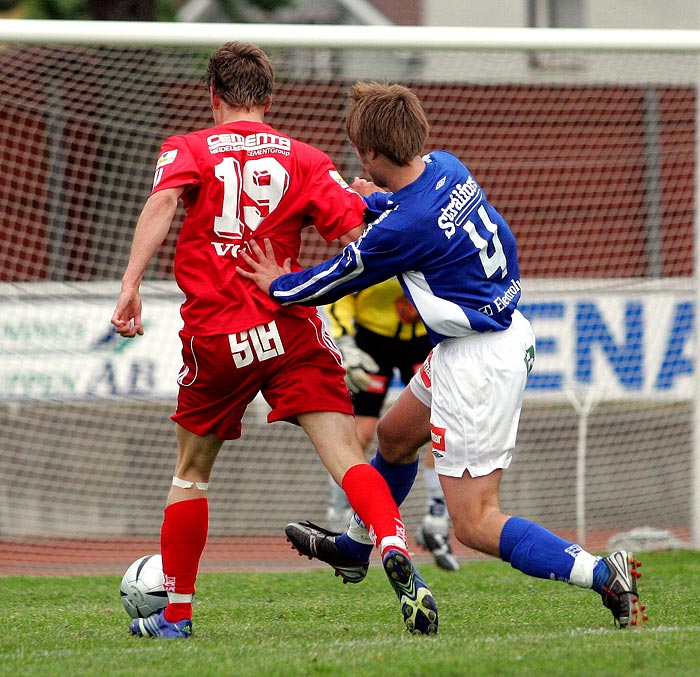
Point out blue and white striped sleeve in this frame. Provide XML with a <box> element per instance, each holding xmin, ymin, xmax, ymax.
<box><xmin>270</xmin><ymin>226</ymin><xmax>402</xmax><ymax>306</ymax></box>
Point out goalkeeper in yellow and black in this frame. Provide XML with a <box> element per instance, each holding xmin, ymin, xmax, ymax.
<box><xmin>323</xmin><ymin>278</ymin><xmax>460</xmax><ymax>571</ymax></box>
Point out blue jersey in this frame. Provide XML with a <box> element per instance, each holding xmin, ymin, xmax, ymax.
<box><xmin>269</xmin><ymin>150</ymin><xmax>521</xmax><ymax>345</ymax></box>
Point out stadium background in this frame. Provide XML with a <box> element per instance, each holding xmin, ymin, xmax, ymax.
<box><xmin>0</xmin><ymin>1</ymin><xmax>698</xmax><ymax>574</ymax></box>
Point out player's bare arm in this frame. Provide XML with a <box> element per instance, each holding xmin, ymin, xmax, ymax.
<box><xmin>111</xmin><ymin>187</ymin><xmax>182</xmax><ymax>337</ymax></box>
<box><xmin>237</xmin><ymin>239</ymin><xmax>292</xmax><ymax>295</ymax></box>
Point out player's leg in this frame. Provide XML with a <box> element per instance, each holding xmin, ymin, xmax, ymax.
<box><xmin>376</xmin><ymin>362</ymin><xmax>432</xmax><ymax>463</ymax></box>
<box><xmin>130</xmin><ymin>425</ymin><xmax>223</xmax><ymax>638</ymax></box>
<box><xmin>440</xmin><ymin>468</ymin><xmax>617</xmax><ymax>591</ymax></box>
<box><xmin>434</xmin><ymin>312</ymin><xmax>645</xmax><ymax>627</ymax></box>
<box><xmin>326</xmin><ymin>327</ymin><xmax>394</xmax><ymax>531</ymax></box>
<box><xmin>132</xmin><ymin>331</ymin><xmax>249</xmax><ymax>638</ymax></box>
<box><xmin>330</xmin><ymin>384</ymin><xmax>428</xmax><ymax>563</ymax></box>
<box><xmin>264</xmin><ymin>313</ymin><xmax>414</xmax><ymax>556</ymax></box>
<box><xmin>326</xmin><ymin>414</ymin><xmax>376</xmax><ymax>530</ymax></box>
<box><xmin>270</xmin><ymin>315</ymin><xmax>437</xmax><ymax>634</ymax></box>
<box><xmin>298</xmin><ymin>409</ymin><xmax>438</xmax><ymax>634</ymax></box>
<box><xmin>299</xmin><ymin>409</ymin><xmax>409</xmax><ymax>553</ymax></box>
<box><xmin>168</xmin><ymin>424</ymin><xmax>223</xmax><ymax>503</ymax></box>
<box><xmin>162</xmin><ymin>427</ymin><xmax>222</xmax><ymax>622</ymax></box>
<box><xmin>440</xmin><ymin>468</ymin><xmax>645</xmax><ymax>626</ymax></box>
<box><xmin>162</xmin><ymin>424</ymin><xmax>223</xmax><ymax>607</ymax></box>
<box><xmin>388</xmin><ymin>341</ymin><xmax>459</xmax><ymax>569</ymax></box>
<box><xmin>426</xmin><ymin>317</ymin><xmax>527</xmax><ymax>557</ymax></box>
<box><xmin>416</xmin><ymin>452</ymin><xmax>460</xmax><ymax>571</ymax></box>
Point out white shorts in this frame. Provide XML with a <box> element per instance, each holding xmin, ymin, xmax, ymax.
<box><xmin>409</xmin><ymin>310</ymin><xmax>535</xmax><ymax>478</ymax></box>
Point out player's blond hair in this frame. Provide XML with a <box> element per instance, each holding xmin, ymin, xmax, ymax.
<box><xmin>345</xmin><ymin>81</ymin><xmax>429</xmax><ymax>166</ymax></box>
<box><xmin>205</xmin><ymin>42</ymin><xmax>274</xmax><ymax>110</ymax></box>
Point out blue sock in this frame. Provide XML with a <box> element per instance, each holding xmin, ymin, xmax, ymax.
<box><xmin>336</xmin><ymin>452</ymin><xmax>419</xmax><ymax>562</ymax></box>
<box><xmin>592</xmin><ymin>559</ymin><xmax>610</xmax><ymax>593</ymax></box>
<box><xmin>499</xmin><ymin>516</ymin><xmax>578</xmax><ymax>582</ymax></box>
<box><xmin>369</xmin><ymin>452</ymin><xmax>419</xmax><ymax>506</ymax></box>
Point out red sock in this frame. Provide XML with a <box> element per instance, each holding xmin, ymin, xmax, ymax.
<box><xmin>161</xmin><ymin>497</ymin><xmax>208</xmax><ymax>622</ymax></box>
<box><xmin>341</xmin><ymin>464</ymin><xmax>409</xmax><ymax>557</ymax></box>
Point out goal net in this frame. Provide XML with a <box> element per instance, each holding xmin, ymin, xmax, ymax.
<box><xmin>1</xmin><ymin>21</ymin><xmax>698</xmax><ymax>574</ymax></box>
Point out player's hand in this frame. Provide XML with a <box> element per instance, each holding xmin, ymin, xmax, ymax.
<box><xmin>111</xmin><ymin>287</ymin><xmax>144</xmax><ymax>338</ymax></box>
<box><xmin>336</xmin><ymin>334</ymin><xmax>380</xmax><ymax>393</ymax></box>
<box><xmin>238</xmin><ymin>239</ymin><xmax>291</xmax><ymax>295</ymax></box>
<box><xmin>351</xmin><ymin>176</ymin><xmax>382</xmax><ymax>197</ymax></box>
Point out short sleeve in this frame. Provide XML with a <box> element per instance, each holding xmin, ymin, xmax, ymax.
<box><xmin>151</xmin><ymin>135</ymin><xmax>201</xmax><ymax>195</ymax></box>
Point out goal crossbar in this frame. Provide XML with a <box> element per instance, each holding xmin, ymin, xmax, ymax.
<box><xmin>2</xmin><ymin>19</ymin><xmax>700</xmax><ymax>52</ymax></box>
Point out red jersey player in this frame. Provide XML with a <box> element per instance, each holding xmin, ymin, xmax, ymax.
<box><xmin>111</xmin><ymin>42</ymin><xmax>437</xmax><ymax>639</ymax></box>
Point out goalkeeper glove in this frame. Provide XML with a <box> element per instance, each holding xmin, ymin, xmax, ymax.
<box><xmin>336</xmin><ymin>334</ymin><xmax>380</xmax><ymax>394</ymax></box>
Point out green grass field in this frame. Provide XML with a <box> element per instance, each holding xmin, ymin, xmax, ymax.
<box><xmin>2</xmin><ymin>550</ymin><xmax>699</xmax><ymax>676</ymax></box>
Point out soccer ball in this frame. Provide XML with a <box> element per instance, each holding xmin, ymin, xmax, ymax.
<box><xmin>120</xmin><ymin>554</ymin><xmax>168</xmax><ymax>619</ymax></box>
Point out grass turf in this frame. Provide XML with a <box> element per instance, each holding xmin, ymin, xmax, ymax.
<box><xmin>1</xmin><ymin>550</ymin><xmax>699</xmax><ymax>676</ymax></box>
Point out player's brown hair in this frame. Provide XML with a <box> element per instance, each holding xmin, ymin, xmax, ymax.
<box><xmin>345</xmin><ymin>81</ymin><xmax>429</xmax><ymax>166</ymax></box>
<box><xmin>205</xmin><ymin>42</ymin><xmax>274</xmax><ymax>110</ymax></box>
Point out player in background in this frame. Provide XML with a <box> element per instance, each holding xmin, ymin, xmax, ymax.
<box><xmin>111</xmin><ymin>46</ymin><xmax>437</xmax><ymax>638</ymax></box>
<box><xmin>323</xmin><ymin>281</ymin><xmax>460</xmax><ymax>571</ymax></box>
<box><xmin>239</xmin><ymin>81</ymin><xmax>647</xmax><ymax>629</ymax></box>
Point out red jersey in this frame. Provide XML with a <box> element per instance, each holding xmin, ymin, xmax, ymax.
<box><xmin>151</xmin><ymin>120</ymin><xmax>366</xmax><ymax>335</ymax></box>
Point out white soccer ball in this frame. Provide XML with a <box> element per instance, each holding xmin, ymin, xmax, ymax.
<box><xmin>120</xmin><ymin>554</ymin><xmax>168</xmax><ymax>619</ymax></box>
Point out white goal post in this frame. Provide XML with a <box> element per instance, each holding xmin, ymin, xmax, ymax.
<box><xmin>3</xmin><ymin>19</ymin><xmax>700</xmax><ymax>51</ymax></box>
<box><xmin>1</xmin><ymin>20</ymin><xmax>699</xmax><ymax>573</ymax></box>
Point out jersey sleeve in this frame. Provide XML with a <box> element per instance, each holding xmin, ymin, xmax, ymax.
<box><xmin>269</xmin><ymin>221</ymin><xmax>405</xmax><ymax>307</ymax></box>
<box><xmin>363</xmin><ymin>191</ymin><xmax>394</xmax><ymax>217</ymax></box>
<box><xmin>150</xmin><ymin>135</ymin><xmax>201</xmax><ymax>195</ymax></box>
<box><xmin>301</xmin><ymin>147</ymin><xmax>366</xmax><ymax>242</ymax></box>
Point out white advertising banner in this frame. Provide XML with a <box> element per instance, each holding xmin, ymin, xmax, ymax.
<box><xmin>0</xmin><ymin>279</ymin><xmax>696</xmax><ymax>402</ymax></box>
<box><xmin>0</xmin><ymin>283</ymin><xmax>184</xmax><ymax>400</ymax></box>
<box><xmin>520</xmin><ymin>278</ymin><xmax>696</xmax><ymax>401</ymax></box>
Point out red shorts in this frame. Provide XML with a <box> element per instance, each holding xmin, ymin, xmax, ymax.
<box><xmin>172</xmin><ymin>312</ymin><xmax>353</xmax><ymax>439</ymax></box>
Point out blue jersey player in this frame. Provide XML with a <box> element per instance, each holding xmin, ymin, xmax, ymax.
<box><xmin>240</xmin><ymin>81</ymin><xmax>646</xmax><ymax>629</ymax></box>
